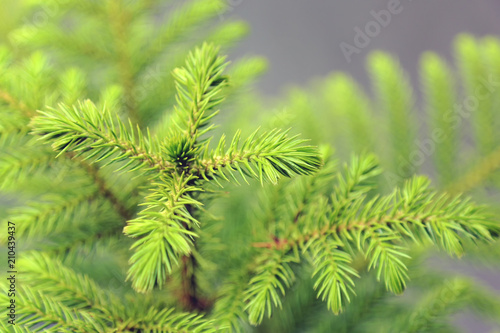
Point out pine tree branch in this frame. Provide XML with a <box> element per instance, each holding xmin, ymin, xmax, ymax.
<box><xmin>446</xmin><ymin>146</ymin><xmax>500</xmax><ymax>194</ymax></box>
<box><xmin>2</xmin><ymin>85</ymin><xmax>138</xmax><ymax>216</ymax></box>
<box><xmin>0</xmin><ymin>285</ymin><xmax>107</xmax><ymax>332</ymax></box>
<box><xmin>31</xmin><ymin>100</ymin><xmax>176</xmax><ymax>173</ymax></box>
<box><xmin>2</xmin><ymin>190</ymin><xmax>100</xmax><ymax>242</ymax></box>
<box><xmin>19</xmin><ymin>252</ymin><xmax>126</xmax><ymax>325</ymax></box>
<box><xmin>243</xmin><ymin>250</ymin><xmax>298</xmax><ymax>325</ymax></box>
<box><xmin>116</xmin><ymin>307</ymin><xmax>219</xmax><ymax>333</ymax></box>
<box><xmin>304</xmin><ymin>237</ymin><xmax>359</xmax><ymax>314</ymax></box>
<box><xmin>253</xmin><ymin>177</ymin><xmax>496</xmax><ymax>253</ymax></box>
<box><xmin>124</xmin><ymin>173</ymin><xmax>203</xmax><ymax>293</ymax></box>
<box><xmin>0</xmin><ymin>145</ymin><xmax>57</xmax><ymax>189</ymax></box>
<box><xmin>196</xmin><ymin>129</ymin><xmax>321</xmax><ymax>185</ymax></box>
<box><xmin>171</xmin><ymin>43</ymin><xmax>228</xmax><ymax>141</ymax></box>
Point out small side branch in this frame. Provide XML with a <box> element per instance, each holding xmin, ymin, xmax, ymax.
<box><xmin>71</xmin><ymin>152</ymin><xmax>134</xmax><ymax>221</ymax></box>
<box><xmin>0</xmin><ymin>88</ymin><xmax>35</xmax><ymax>117</ymax></box>
<box><xmin>447</xmin><ymin>146</ymin><xmax>500</xmax><ymax>194</ymax></box>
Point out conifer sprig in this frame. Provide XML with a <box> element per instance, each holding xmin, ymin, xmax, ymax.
<box><xmin>243</xmin><ymin>250</ymin><xmax>298</xmax><ymax>325</ymax></box>
<box><xmin>198</xmin><ymin>129</ymin><xmax>322</xmax><ymax>185</ymax></box>
<box><xmin>3</xmin><ymin>6</ymin><xmax>500</xmax><ymax>328</ymax></box>
<box><xmin>31</xmin><ymin>100</ymin><xmax>175</xmax><ymax>174</ymax></box>
<box><xmin>30</xmin><ymin>43</ymin><xmax>322</xmax><ymax>294</ymax></box>
<box><xmin>124</xmin><ymin>173</ymin><xmax>203</xmax><ymax>293</ymax></box>
<box><xmin>19</xmin><ymin>252</ymin><xmax>126</xmax><ymax>323</ymax></box>
<box><xmin>246</xmin><ymin>155</ymin><xmax>497</xmax><ymax>323</ymax></box>
<box><xmin>171</xmin><ymin>43</ymin><xmax>228</xmax><ymax>141</ymax></box>
<box><xmin>2</xmin><ymin>286</ymin><xmax>107</xmax><ymax>332</ymax></box>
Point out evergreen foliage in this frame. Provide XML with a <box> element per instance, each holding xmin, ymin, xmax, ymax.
<box><xmin>276</xmin><ymin>34</ymin><xmax>500</xmax><ymax>201</ymax></box>
<box><xmin>0</xmin><ymin>1</ymin><xmax>499</xmax><ymax>332</ymax></box>
<box><xmin>249</xmin><ymin>33</ymin><xmax>500</xmax><ymax>331</ymax></box>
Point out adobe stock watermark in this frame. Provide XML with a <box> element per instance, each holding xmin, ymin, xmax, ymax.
<box><xmin>268</xmin><ymin>108</ymin><xmax>295</xmax><ymax>129</ymax></box>
<box><xmin>133</xmin><ymin>63</ymin><xmax>169</xmax><ymax>106</ymax></box>
<box><xmin>340</xmin><ymin>0</ymin><xmax>413</xmax><ymax>63</ymax></box>
<box><xmin>383</xmin><ymin>73</ymin><xmax>500</xmax><ymax>186</ymax></box>
<box><xmin>12</xmin><ymin>0</ymin><xmax>71</xmax><ymax>45</ymax></box>
<box><xmin>218</xmin><ymin>0</ymin><xmax>244</xmax><ymax>21</ymax></box>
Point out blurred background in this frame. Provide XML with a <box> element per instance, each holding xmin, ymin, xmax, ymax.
<box><xmin>1</xmin><ymin>1</ymin><xmax>500</xmax><ymax>331</ymax></box>
<box><xmin>228</xmin><ymin>0</ymin><xmax>500</xmax><ymax>95</ymax></box>
<box><xmin>225</xmin><ymin>1</ymin><xmax>500</xmax><ymax>331</ymax></box>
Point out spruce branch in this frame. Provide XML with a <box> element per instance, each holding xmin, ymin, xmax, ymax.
<box><xmin>122</xmin><ymin>307</ymin><xmax>219</xmax><ymax>333</ymax></box>
<box><xmin>330</xmin><ymin>153</ymin><xmax>380</xmax><ymax>220</ymax></box>
<box><xmin>368</xmin><ymin>51</ymin><xmax>416</xmax><ymax>179</ymax></box>
<box><xmin>323</xmin><ymin>74</ymin><xmax>374</xmax><ymax>154</ymax></box>
<box><xmin>455</xmin><ymin>34</ymin><xmax>496</xmax><ymax>156</ymax></box>
<box><xmin>180</xmin><ymin>250</ymin><xmax>210</xmax><ymax>312</ymax></box>
<box><xmin>171</xmin><ymin>42</ymin><xmax>228</xmax><ymax>141</ymax></box>
<box><xmin>137</xmin><ymin>22</ymin><xmax>251</xmax><ymax>127</ymax></box>
<box><xmin>197</xmin><ymin>129</ymin><xmax>322</xmax><ymax>185</ymax></box>
<box><xmin>1</xmin><ymin>190</ymin><xmax>100</xmax><ymax>242</ymax></box>
<box><xmin>150</xmin><ymin>55</ymin><xmax>266</xmax><ymax>140</ymax></box>
<box><xmin>0</xmin><ymin>145</ymin><xmax>57</xmax><ymax>189</ymax></box>
<box><xmin>0</xmin><ymin>113</ymin><xmax>30</xmax><ymax>143</ymax></box>
<box><xmin>58</xmin><ymin>68</ymin><xmax>87</xmax><ymax>105</ymax></box>
<box><xmin>124</xmin><ymin>173</ymin><xmax>203</xmax><ymax>293</ymax></box>
<box><xmin>31</xmin><ymin>100</ymin><xmax>176</xmax><ymax>174</ymax></box>
<box><xmin>254</xmin><ymin>177</ymin><xmax>496</xmax><ymax>254</ymax></box>
<box><xmin>0</xmin><ymin>285</ymin><xmax>107</xmax><ymax>332</ymax></box>
<box><xmin>3</xmin><ymin>7</ymin><xmax>500</xmax><ymax>330</ymax></box>
<box><xmin>243</xmin><ymin>250</ymin><xmax>298</xmax><ymax>325</ymax></box>
<box><xmin>303</xmin><ymin>237</ymin><xmax>359</xmax><ymax>314</ymax></box>
<box><xmin>420</xmin><ymin>52</ymin><xmax>457</xmax><ymax>187</ymax></box>
<box><xmin>18</xmin><ymin>252</ymin><xmax>126</xmax><ymax>325</ymax></box>
<box><xmin>224</xmin><ymin>57</ymin><xmax>268</xmax><ymax>95</ymax></box>
<box><xmin>402</xmin><ymin>279</ymin><xmax>470</xmax><ymax>333</ymax></box>
<box><xmin>250</xmin><ymin>156</ymin><xmax>498</xmax><ymax>315</ymax></box>
<box><xmin>364</xmin><ymin>230</ymin><xmax>410</xmax><ymax>294</ymax></box>
<box><xmin>211</xmin><ymin>270</ymin><xmax>249</xmax><ymax>332</ymax></box>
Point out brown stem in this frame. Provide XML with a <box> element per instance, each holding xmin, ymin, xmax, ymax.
<box><xmin>179</xmin><ymin>202</ymin><xmax>211</xmax><ymax>311</ymax></box>
<box><xmin>108</xmin><ymin>0</ymin><xmax>138</xmax><ymax>124</ymax></box>
<box><xmin>70</xmin><ymin>152</ymin><xmax>134</xmax><ymax>221</ymax></box>
<box><xmin>0</xmin><ymin>88</ymin><xmax>35</xmax><ymax>117</ymax></box>
<box><xmin>252</xmin><ymin>212</ymin><xmax>418</xmax><ymax>251</ymax></box>
<box><xmin>446</xmin><ymin>146</ymin><xmax>500</xmax><ymax>194</ymax></box>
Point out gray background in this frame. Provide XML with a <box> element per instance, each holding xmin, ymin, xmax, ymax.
<box><xmin>227</xmin><ymin>1</ymin><xmax>500</xmax><ymax>332</ymax></box>
<box><xmin>228</xmin><ymin>0</ymin><xmax>500</xmax><ymax>96</ymax></box>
